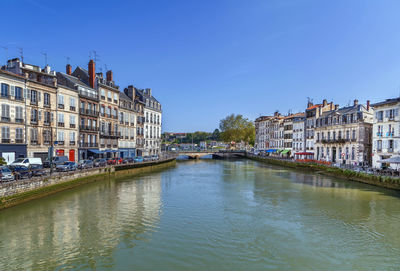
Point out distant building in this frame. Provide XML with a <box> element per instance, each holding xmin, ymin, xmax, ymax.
<box><xmin>292</xmin><ymin>113</ymin><xmax>305</xmax><ymax>157</ymax></box>
<box><xmin>305</xmin><ymin>99</ymin><xmax>334</xmax><ymax>158</ymax></box>
<box><xmin>371</xmin><ymin>98</ymin><xmax>400</xmax><ymax>168</ymax></box>
<box><xmin>314</xmin><ymin>100</ymin><xmax>373</xmax><ymax>165</ymax></box>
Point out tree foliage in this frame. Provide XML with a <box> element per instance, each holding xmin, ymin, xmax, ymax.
<box><xmin>219</xmin><ymin>114</ymin><xmax>255</xmax><ymax>145</ymax></box>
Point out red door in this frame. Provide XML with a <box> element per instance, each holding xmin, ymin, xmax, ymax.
<box><xmin>69</xmin><ymin>150</ymin><xmax>75</xmax><ymax>161</ymax></box>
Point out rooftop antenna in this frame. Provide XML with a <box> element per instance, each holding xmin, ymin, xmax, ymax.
<box><xmin>104</xmin><ymin>64</ymin><xmax>108</xmax><ymax>72</ymax></box>
<box><xmin>92</xmin><ymin>50</ymin><xmax>100</xmax><ymax>63</ymax></box>
<box><xmin>1</xmin><ymin>46</ymin><xmax>8</xmax><ymax>61</ymax></box>
<box><xmin>18</xmin><ymin>47</ymin><xmax>24</xmax><ymax>63</ymax></box>
<box><xmin>66</xmin><ymin>56</ymin><xmax>70</xmax><ymax>65</ymax></box>
<box><xmin>41</xmin><ymin>52</ymin><xmax>48</xmax><ymax>66</ymax></box>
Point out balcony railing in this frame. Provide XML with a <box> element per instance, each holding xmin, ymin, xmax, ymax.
<box><xmin>1</xmin><ymin>139</ymin><xmax>10</xmax><ymax>143</ymax></box>
<box><xmin>58</xmin><ymin>122</ymin><xmax>65</xmax><ymax>127</ymax></box>
<box><xmin>70</xmin><ymin>106</ymin><xmax>76</xmax><ymax>111</ymax></box>
<box><xmin>15</xmin><ymin>118</ymin><xmax>24</xmax><ymax>123</ymax></box>
<box><xmin>1</xmin><ymin>117</ymin><xmax>10</xmax><ymax>122</ymax></box>
<box><xmin>15</xmin><ymin>139</ymin><xmax>24</xmax><ymax>143</ymax></box>
<box><xmin>30</xmin><ymin>140</ymin><xmax>38</xmax><ymax>145</ymax></box>
<box><xmin>79</xmin><ymin>125</ymin><xmax>98</xmax><ymax>132</ymax></box>
<box><xmin>44</xmin><ymin>121</ymin><xmax>51</xmax><ymax>126</ymax></box>
<box><xmin>44</xmin><ymin>140</ymin><xmax>51</xmax><ymax>145</ymax></box>
<box><xmin>80</xmin><ymin>109</ymin><xmax>99</xmax><ymax>117</ymax></box>
<box><xmin>388</xmin><ymin>148</ymin><xmax>394</xmax><ymax>153</ymax></box>
<box><xmin>44</xmin><ymin>103</ymin><xmax>50</xmax><ymax>108</ymax></box>
<box><xmin>79</xmin><ymin>142</ymin><xmax>99</xmax><ymax>148</ymax></box>
<box><xmin>70</xmin><ymin>124</ymin><xmax>76</xmax><ymax>128</ymax></box>
<box><xmin>70</xmin><ymin>141</ymin><xmax>76</xmax><ymax>146</ymax></box>
<box><xmin>30</xmin><ymin>100</ymin><xmax>38</xmax><ymax>106</ymax></box>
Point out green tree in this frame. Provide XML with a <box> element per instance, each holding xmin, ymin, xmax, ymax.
<box><xmin>212</xmin><ymin>129</ymin><xmax>220</xmax><ymax>141</ymax></box>
<box><xmin>219</xmin><ymin>114</ymin><xmax>255</xmax><ymax>145</ymax></box>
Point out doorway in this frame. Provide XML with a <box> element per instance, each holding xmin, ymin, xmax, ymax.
<box><xmin>69</xmin><ymin>150</ymin><xmax>75</xmax><ymax>161</ymax></box>
<box><xmin>332</xmin><ymin>147</ymin><xmax>336</xmax><ymax>163</ymax></box>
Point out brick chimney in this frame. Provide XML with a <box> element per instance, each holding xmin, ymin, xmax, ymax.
<box><xmin>106</xmin><ymin>70</ymin><xmax>113</xmax><ymax>82</ymax></box>
<box><xmin>353</xmin><ymin>99</ymin><xmax>358</xmax><ymax>106</ymax></box>
<box><xmin>323</xmin><ymin>99</ymin><xmax>327</xmax><ymax>106</ymax></box>
<box><xmin>66</xmin><ymin>64</ymin><xmax>72</xmax><ymax>75</ymax></box>
<box><xmin>335</xmin><ymin>104</ymin><xmax>339</xmax><ymax>110</ymax></box>
<box><xmin>367</xmin><ymin>100</ymin><xmax>370</xmax><ymax>111</ymax></box>
<box><xmin>88</xmin><ymin>60</ymin><xmax>95</xmax><ymax>88</ymax></box>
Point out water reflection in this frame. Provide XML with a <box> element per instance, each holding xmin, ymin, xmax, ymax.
<box><xmin>1</xmin><ymin>160</ymin><xmax>400</xmax><ymax>270</ymax></box>
<box><xmin>0</xmin><ymin>173</ymin><xmax>162</xmax><ymax>270</ymax></box>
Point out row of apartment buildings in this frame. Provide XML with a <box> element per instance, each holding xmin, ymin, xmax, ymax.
<box><xmin>0</xmin><ymin>58</ymin><xmax>162</xmax><ymax>163</ymax></box>
<box><xmin>255</xmin><ymin>98</ymin><xmax>400</xmax><ymax>168</ymax></box>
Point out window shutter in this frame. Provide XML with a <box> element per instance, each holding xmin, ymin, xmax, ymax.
<box><xmin>27</xmin><ymin>89</ymin><xmax>31</xmax><ymax>99</ymax></box>
<box><xmin>38</xmin><ymin>110</ymin><xmax>42</xmax><ymax>121</ymax></box>
<box><xmin>51</xmin><ymin>112</ymin><xmax>54</xmax><ymax>123</ymax></box>
<box><xmin>386</xmin><ymin>110</ymin><xmax>389</xmax><ymax>117</ymax></box>
<box><xmin>10</xmin><ymin>86</ymin><xmax>15</xmax><ymax>97</ymax></box>
<box><xmin>395</xmin><ymin>109</ymin><xmax>399</xmax><ymax>116</ymax></box>
<box><xmin>38</xmin><ymin>92</ymin><xmax>41</xmax><ymax>102</ymax></box>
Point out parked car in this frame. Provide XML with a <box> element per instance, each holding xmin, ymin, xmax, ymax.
<box><xmin>134</xmin><ymin>156</ymin><xmax>144</xmax><ymax>163</ymax></box>
<box><xmin>0</xmin><ymin>166</ymin><xmax>15</xmax><ymax>182</ymax></box>
<box><xmin>56</xmin><ymin>162</ymin><xmax>78</xmax><ymax>172</ymax></box>
<box><xmin>122</xmin><ymin>157</ymin><xmax>134</xmax><ymax>164</ymax></box>
<box><xmin>151</xmin><ymin>155</ymin><xmax>159</xmax><ymax>161</ymax></box>
<box><xmin>9</xmin><ymin>165</ymin><xmax>32</xmax><ymax>179</ymax></box>
<box><xmin>78</xmin><ymin>160</ymin><xmax>94</xmax><ymax>169</ymax></box>
<box><xmin>11</xmin><ymin>157</ymin><xmax>42</xmax><ymax>167</ymax></box>
<box><xmin>143</xmin><ymin>156</ymin><xmax>151</xmax><ymax>162</ymax></box>
<box><xmin>30</xmin><ymin>164</ymin><xmax>46</xmax><ymax>177</ymax></box>
<box><xmin>107</xmin><ymin>158</ymin><xmax>117</xmax><ymax>165</ymax></box>
<box><xmin>93</xmin><ymin>158</ymin><xmax>107</xmax><ymax>167</ymax></box>
<box><xmin>43</xmin><ymin>156</ymin><xmax>69</xmax><ymax>168</ymax></box>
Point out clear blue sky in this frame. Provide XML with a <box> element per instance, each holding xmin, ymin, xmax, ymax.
<box><xmin>3</xmin><ymin>0</ymin><xmax>400</xmax><ymax>132</ymax></box>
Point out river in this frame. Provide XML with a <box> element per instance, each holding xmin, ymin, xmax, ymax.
<box><xmin>1</xmin><ymin>159</ymin><xmax>400</xmax><ymax>270</ymax></box>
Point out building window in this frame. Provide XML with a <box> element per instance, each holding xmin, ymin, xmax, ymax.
<box><xmin>376</xmin><ymin>111</ymin><xmax>383</xmax><ymax>121</ymax></box>
<box><xmin>30</xmin><ymin>128</ymin><xmax>38</xmax><ymax>143</ymax></box>
<box><xmin>377</xmin><ymin>140</ymin><xmax>382</xmax><ymax>151</ymax></box>
<box><xmin>351</xmin><ymin>147</ymin><xmax>355</xmax><ymax>160</ymax></box>
<box><xmin>101</xmin><ymin>89</ymin><xmax>105</xmax><ymax>99</ymax></box>
<box><xmin>107</xmin><ymin>91</ymin><xmax>112</xmax><ymax>101</ymax></box>
<box><xmin>58</xmin><ymin>113</ymin><xmax>64</xmax><ymax>126</ymax></box>
<box><xmin>58</xmin><ymin>94</ymin><xmax>64</xmax><ymax>109</ymax></box>
<box><xmin>16</xmin><ymin>128</ymin><xmax>23</xmax><ymax>143</ymax></box>
<box><xmin>31</xmin><ymin>109</ymin><xmax>38</xmax><ymax>123</ymax></box>
<box><xmin>44</xmin><ymin>93</ymin><xmax>50</xmax><ymax>106</ymax></box>
<box><xmin>1</xmin><ymin>126</ymin><xmax>10</xmax><ymax>143</ymax></box>
<box><xmin>1</xmin><ymin>104</ymin><xmax>10</xmax><ymax>121</ymax></box>
<box><xmin>31</xmin><ymin>90</ymin><xmax>38</xmax><ymax>103</ymax></box>
<box><xmin>15</xmin><ymin>87</ymin><xmax>22</xmax><ymax>100</ymax></box>
<box><xmin>44</xmin><ymin>111</ymin><xmax>51</xmax><ymax>124</ymax></box>
<box><xmin>1</xmin><ymin>83</ymin><xmax>9</xmax><ymax>97</ymax></box>
<box><xmin>43</xmin><ymin>130</ymin><xmax>51</xmax><ymax>144</ymax></box>
<box><xmin>352</xmin><ymin>130</ymin><xmax>356</xmax><ymax>140</ymax></box>
<box><xmin>70</xmin><ymin>131</ymin><xmax>75</xmax><ymax>143</ymax></box>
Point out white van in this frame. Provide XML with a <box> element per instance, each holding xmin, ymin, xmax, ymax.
<box><xmin>11</xmin><ymin>157</ymin><xmax>43</xmax><ymax>167</ymax></box>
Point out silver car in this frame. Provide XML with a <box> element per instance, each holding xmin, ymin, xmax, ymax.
<box><xmin>0</xmin><ymin>166</ymin><xmax>15</xmax><ymax>182</ymax></box>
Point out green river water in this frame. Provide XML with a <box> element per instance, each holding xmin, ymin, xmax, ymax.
<box><xmin>1</xmin><ymin>159</ymin><xmax>400</xmax><ymax>270</ymax></box>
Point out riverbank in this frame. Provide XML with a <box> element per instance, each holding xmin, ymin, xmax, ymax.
<box><xmin>0</xmin><ymin>158</ymin><xmax>176</xmax><ymax>210</ymax></box>
<box><xmin>246</xmin><ymin>155</ymin><xmax>400</xmax><ymax>190</ymax></box>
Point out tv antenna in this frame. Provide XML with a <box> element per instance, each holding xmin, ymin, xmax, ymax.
<box><xmin>18</xmin><ymin>47</ymin><xmax>24</xmax><ymax>63</ymax></box>
<box><xmin>41</xmin><ymin>52</ymin><xmax>48</xmax><ymax>66</ymax></box>
<box><xmin>66</xmin><ymin>56</ymin><xmax>70</xmax><ymax>65</ymax></box>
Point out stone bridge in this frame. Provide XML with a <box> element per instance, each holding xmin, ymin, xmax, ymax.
<box><xmin>176</xmin><ymin>150</ymin><xmax>247</xmax><ymax>159</ymax></box>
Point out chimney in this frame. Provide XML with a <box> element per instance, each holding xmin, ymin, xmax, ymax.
<box><xmin>307</xmin><ymin>101</ymin><xmax>313</xmax><ymax>108</ymax></box>
<box><xmin>367</xmin><ymin>100</ymin><xmax>370</xmax><ymax>111</ymax></box>
<box><xmin>353</xmin><ymin>99</ymin><xmax>358</xmax><ymax>106</ymax></box>
<box><xmin>106</xmin><ymin>70</ymin><xmax>113</xmax><ymax>82</ymax></box>
<box><xmin>323</xmin><ymin>99</ymin><xmax>327</xmax><ymax>106</ymax></box>
<box><xmin>66</xmin><ymin>64</ymin><xmax>72</xmax><ymax>75</ymax></box>
<box><xmin>335</xmin><ymin>104</ymin><xmax>339</xmax><ymax>110</ymax></box>
<box><xmin>88</xmin><ymin>60</ymin><xmax>95</xmax><ymax>89</ymax></box>
<box><xmin>124</xmin><ymin>85</ymin><xmax>135</xmax><ymax>100</ymax></box>
<box><xmin>145</xmin><ymin>88</ymin><xmax>152</xmax><ymax>96</ymax></box>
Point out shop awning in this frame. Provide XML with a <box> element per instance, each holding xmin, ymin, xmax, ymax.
<box><xmin>281</xmin><ymin>149</ymin><xmax>290</xmax><ymax>154</ymax></box>
<box><xmin>266</xmin><ymin>149</ymin><xmax>277</xmax><ymax>153</ymax></box>
<box><xmin>88</xmin><ymin>149</ymin><xmax>104</xmax><ymax>154</ymax></box>
<box><xmin>277</xmin><ymin>149</ymin><xmax>284</xmax><ymax>153</ymax></box>
<box><xmin>295</xmin><ymin>152</ymin><xmax>314</xmax><ymax>156</ymax></box>
<box><xmin>105</xmin><ymin>150</ymin><xmax>119</xmax><ymax>153</ymax></box>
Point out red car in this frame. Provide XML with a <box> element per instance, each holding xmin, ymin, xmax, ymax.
<box><xmin>107</xmin><ymin>158</ymin><xmax>116</xmax><ymax>165</ymax></box>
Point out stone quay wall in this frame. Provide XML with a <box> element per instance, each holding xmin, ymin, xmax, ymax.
<box><xmin>0</xmin><ymin>158</ymin><xmax>176</xmax><ymax>210</ymax></box>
